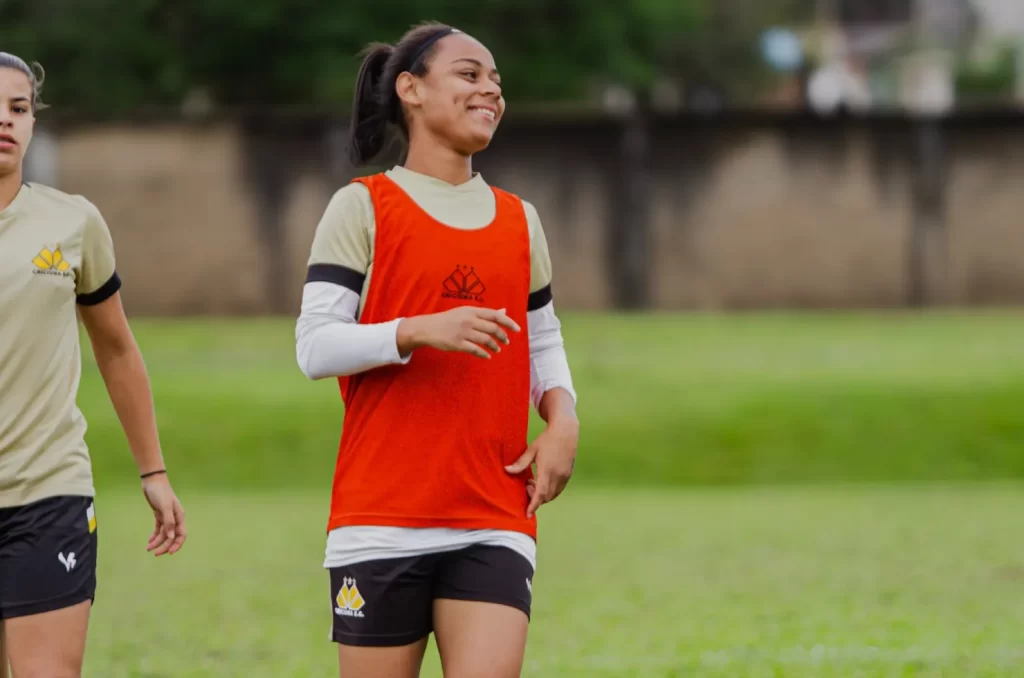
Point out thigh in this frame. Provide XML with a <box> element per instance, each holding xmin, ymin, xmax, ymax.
<box><xmin>329</xmin><ymin>554</ymin><xmax>438</xmax><ymax>678</ymax></box>
<box><xmin>336</xmin><ymin>638</ymin><xmax>428</xmax><ymax>678</ymax></box>
<box><xmin>433</xmin><ymin>545</ymin><xmax>533</xmax><ymax>678</ymax></box>
<box><xmin>4</xmin><ymin>601</ymin><xmax>91</xmax><ymax>678</ymax></box>
<box><xmin>0</xmin><ymin>622</ymin><xmax>7</xmax><ymax>678</ymax></box>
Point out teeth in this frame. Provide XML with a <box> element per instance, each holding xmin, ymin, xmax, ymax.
<box><xmin>471</xmin><ymin>108</ymin><xmax>495</xmax><ymax>120</ymax></box>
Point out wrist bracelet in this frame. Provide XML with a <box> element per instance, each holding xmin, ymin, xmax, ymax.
<box><xmin>140</xmin><ymin>469</ymin><xmax>167</xmax><ymax>479</ymax></box>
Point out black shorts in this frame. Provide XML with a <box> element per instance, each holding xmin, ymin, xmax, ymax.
<box><xmin>329</xmin><ymin>544</ymin><xmax>534</xmax><ymax>647</ymax></box>
<box><xmin>0</xmin><ymin>495</ymin><xmax>98</xmax><ymax>620</ymax></box>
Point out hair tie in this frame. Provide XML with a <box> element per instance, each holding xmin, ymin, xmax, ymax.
<box><xmin>409</xmin><ymin>28</ymin><xmax>459</xmax><ymax>69</ymax></box>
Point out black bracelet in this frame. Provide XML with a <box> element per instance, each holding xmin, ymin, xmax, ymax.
<box><xmin>140</xmin><ymin>469</ymin><xmax>167</xmax><ymax>479</ymax></box>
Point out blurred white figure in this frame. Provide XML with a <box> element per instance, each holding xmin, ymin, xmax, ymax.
<box><xmin>807</xmin><ymin>27</ymin><xmax>873</xmax><ymax>114</ymax></box>
<box><xmin>900</xmin><ymin>51</ymin><xmax>955</xmax><ymax>117</ymax></box>
<box><xmin>21</xmin><ymin>125</ymin><xmax>57</xmax><ymax>186</ymax></box>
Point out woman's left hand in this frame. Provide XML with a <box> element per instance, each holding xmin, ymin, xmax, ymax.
<box><xmin>141</xmin><ymin>473</ymin><xmax>187</xmax><ymax>556</ymax></box>
<box><xmin>505</xmin><ymin>418</ymin><xmax>578</xmax><ymax>518</ymax></box>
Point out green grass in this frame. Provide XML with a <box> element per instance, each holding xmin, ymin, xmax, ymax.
<box><xmin>71</xmin><ymin>312</ymin><xmax>1024</xmax><ymax>676</ymax></box>
<box><xmin>86</xmin><ymin>485</ymin><xmax>1024</xmax><ymax>677</ymax></box>
<box><xmin>80</xmin><ymin>311</ymin><xmax>1024</xmax><ymax>489</ymax></box>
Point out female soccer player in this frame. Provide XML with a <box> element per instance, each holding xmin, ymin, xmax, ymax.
<box><xmin>296</xmin><ymin>22</ymin><xmax>579</xmax><ymax>678</ymax></box>
<box><xmin>0</xmin><ymin>53</ymin><xmax>187</xmax><ymax>677</ymax></box>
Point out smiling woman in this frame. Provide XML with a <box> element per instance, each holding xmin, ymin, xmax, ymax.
<box><xmin>295</xmin><ymin>21</ymin><xmax>580</xmax><ymax>678</ymax></box>
<box><xmin>0</xmin><ymin>53</ymin><xmax>187</xmax><ymax>678</ymax></box>
<box><xmin>347</xmin><ymin>24</ymin><xmax>505</xmax><ymax>169</ymax></box>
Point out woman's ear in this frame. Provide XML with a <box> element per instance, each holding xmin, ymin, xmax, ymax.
<box><xmin>395</xmin><ymin>72</ymin><xmax>423</xmax><ymax>109</ymax></box>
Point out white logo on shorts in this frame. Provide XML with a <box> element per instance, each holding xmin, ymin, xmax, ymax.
<box><xmin>58</xmin><ymin>552</ymin><xmax>77</xmax><ymax>572</ymax></box>
<box><xmin>525</xmin><ymin>577</ymin><xmax>532</xmax><ymax>594</ymax></box>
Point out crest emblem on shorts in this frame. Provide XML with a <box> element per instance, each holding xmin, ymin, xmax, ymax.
<box><xmin>335</xmin><ymin>577</ymin><xmax>366</xmax><ymax>617</ymax></box>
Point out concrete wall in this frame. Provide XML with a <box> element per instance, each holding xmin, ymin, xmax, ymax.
<box><xmin>37</xmin><ymin>113</ymin><xmax>1024</xmax><ymax>315</ymax></box>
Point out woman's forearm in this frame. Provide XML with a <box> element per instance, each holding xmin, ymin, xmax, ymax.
<box><xmin>93</xmin><ymin>343</ymin><xmax>165</xmax><ymax>475</ymax></box>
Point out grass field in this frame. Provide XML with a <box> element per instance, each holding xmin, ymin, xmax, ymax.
<box><xmin>87</xmin><ymin>485</ymin><xmax>1024</xmax><ymax>677</ymax></box>
<box><xmin>75</xmin><ymin>312</ymin><xmax>1024</xmax><ymax>676</ymax></box>
<box><xmin>80</xmin><ymin>311</ymin><xmax>1024</xmax><ymax>489</ymax></box>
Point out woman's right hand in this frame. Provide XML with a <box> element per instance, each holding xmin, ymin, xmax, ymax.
<box><xmin>397</xmin><ymin>306</ymin><xmax>521</xmax><ymax>359</ymax></box>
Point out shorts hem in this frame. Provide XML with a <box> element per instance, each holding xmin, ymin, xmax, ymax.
<box><xmin>0</xmin><ymin>590</ymin><xmax>95</xmax><ymax>620</ymax></box>
<box><xmin>434</xmin><ymin>592</ymin><xmax>531</xmax><ymax>621</ymax></box>
<box><xmin>331</xmin><ymin>629</ymin><xmax>430</xmax><ymax>647</ymax></box>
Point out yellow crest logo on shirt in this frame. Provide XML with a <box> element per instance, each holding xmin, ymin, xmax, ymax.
<box><xmin>33</xmin><ymin>244</ymin><xmax>71</xmax><ymax>272</ymax></box>
<box><xmin>32</xmin><ymin>244</ymin><xmax>74</xmax><ymax>279</ymax></box>
<box><xmin>334</xmin><ymin>577</ymin><xmax>366</xmax><ymax>617</ymax></box>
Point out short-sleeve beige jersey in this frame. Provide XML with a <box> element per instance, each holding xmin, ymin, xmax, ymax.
<box><xmin>307</xmin><ymin>166</ymin><xmax>553</xmax><ymax>311</ymax></box>
<box><xmin>0</xmin><ymin>183</ymin><xmax>118</xmax><ymax>508</ymax></box>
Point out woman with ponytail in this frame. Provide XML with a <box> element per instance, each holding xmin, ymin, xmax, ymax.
<box><xmin>296</xmin><ymin>21</ymin><xmax>579</xmax><ymax>678</ymax></box>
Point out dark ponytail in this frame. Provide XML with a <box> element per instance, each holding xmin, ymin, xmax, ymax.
<box><xmin>348</xmin><ymin>44</ymin><xmax>394</xmax><ymax>166</ymax></box>
<box><xmin>347</xmin><ymin>22</ymin><xmax>460</xmax><ymax>167</ymax></box>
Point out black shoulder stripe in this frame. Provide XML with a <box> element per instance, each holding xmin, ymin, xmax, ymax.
<box><xmin>76</xmin><ymin>272</ymin><xmax>122</xmax><ymax>306</ymax></box>
<box><xmin>306</xmin><ymin>264</ymin><xmax>367</xmax><ymax>293</ymax></box>
<box><xmin>527</xmin><ymin>284</ymin><xmax>553</xmax><ymax>311</ymax></box>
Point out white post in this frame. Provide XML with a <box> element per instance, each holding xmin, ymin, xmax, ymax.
<box><xmin>22</xmin><ymin>126</ymin><xmax>59</xmax><ymax>187</ymax></box>
<box><xmin>1016</xmin><ymin>39</ymin><xmax>1024</xmax><ymax>104</ymax></box>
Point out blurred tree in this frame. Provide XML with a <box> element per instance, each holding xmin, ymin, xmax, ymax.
<box><xmin>0</xmin><ymin>0</ymin><xmax>812</xmax><ymax>114</ymax></box>
<box><xmin>178</xmin><ymin>0</ymin><xmax>709</xmax><ymax>110</ymax></box>
<box><xmin>661</xmin><ymin>0</ymin><xmax>816</xmax><ymax>105</ymax></box>
<box><xmin>0</xmin><ymin>0</ymin><xmax>186</xmax><ymax>114</ymax></box>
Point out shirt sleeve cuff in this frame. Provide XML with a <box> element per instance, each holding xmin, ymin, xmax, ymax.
<box><xmin>383</xmin><ymin>318</ymin><xmax>413</xmax><ymax>365</ymax></box>
<box><xmin>76</xmin><ymin>272</ymin><xmax>122</xmax><ymax>306</ymax></box>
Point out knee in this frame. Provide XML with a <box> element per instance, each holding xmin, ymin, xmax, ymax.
<box><xmin>14</xmin><ymin>661</ymin><xmax>82</xmax><ymax>678</ymax></box>
<box><xmin>444</xmin><ymin>663</ymin><xmax>522</xmax><ymax>678</ymax></box>
<box><xmin>20</xmin><ymin>671</ymin><xmax>80</xmax><ymax>678</ymax></box>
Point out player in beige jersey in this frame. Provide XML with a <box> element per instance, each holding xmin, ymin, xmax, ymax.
<box><xmin>0</xmin><ymin>54</ymin><xmax>187</xmax><ymax>677</ymax></box>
